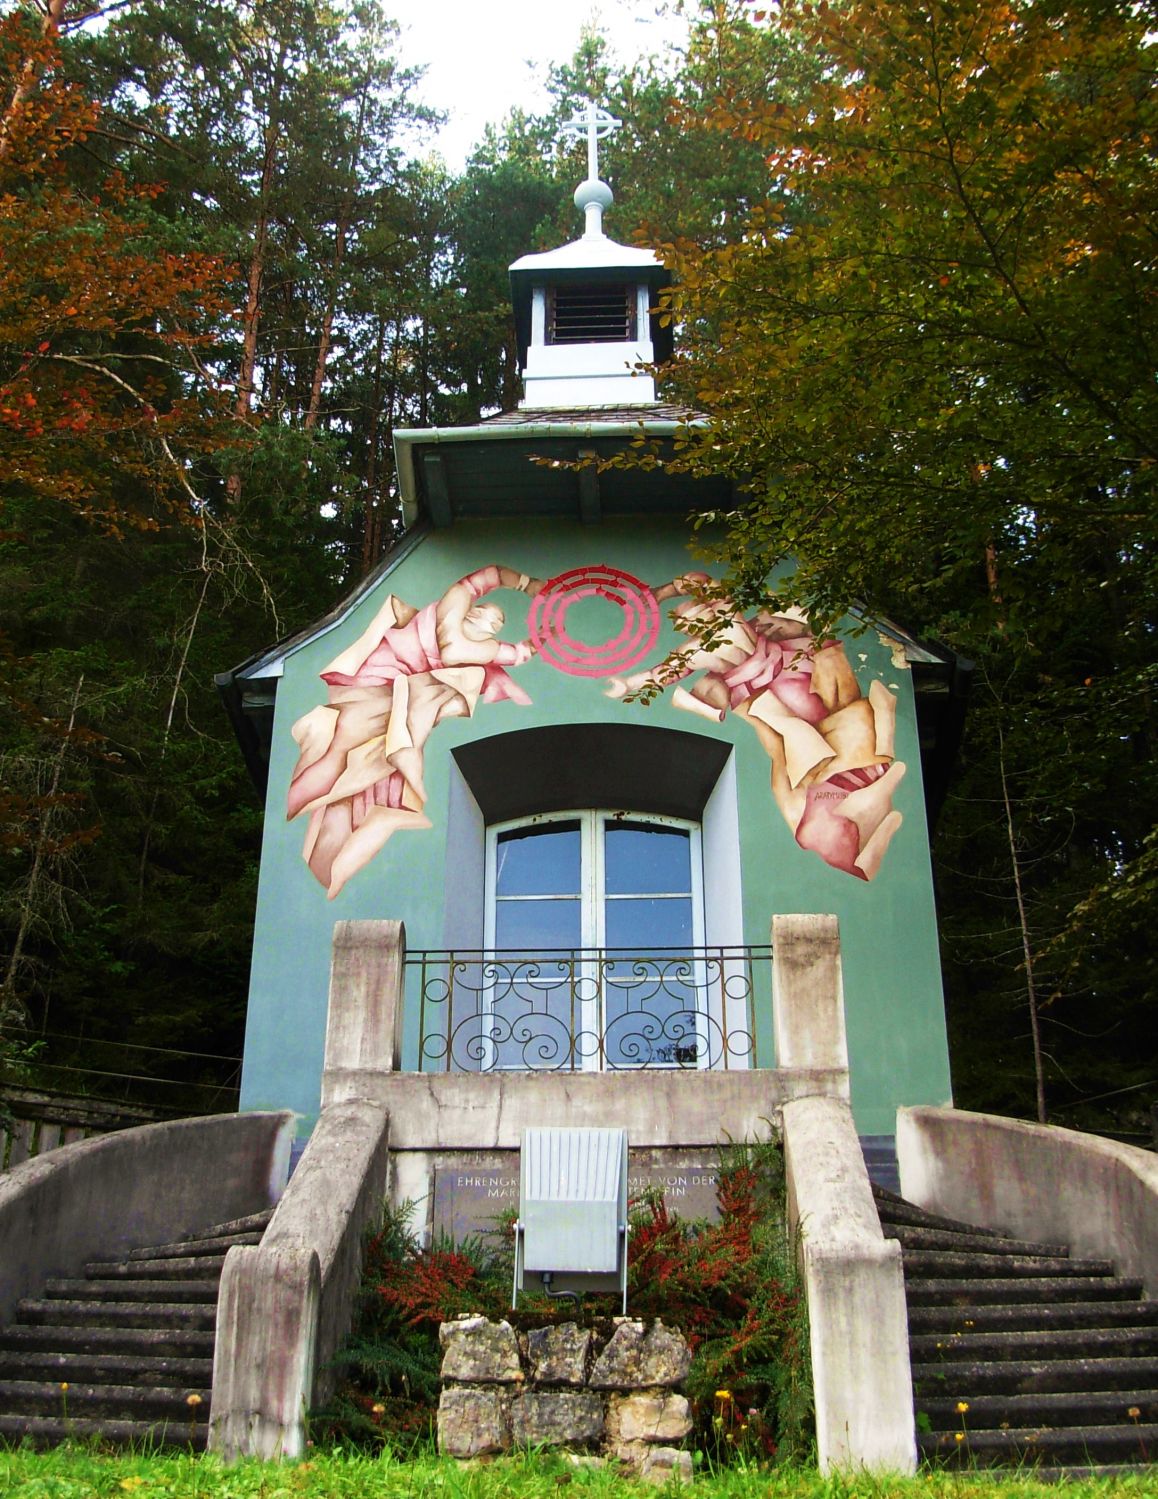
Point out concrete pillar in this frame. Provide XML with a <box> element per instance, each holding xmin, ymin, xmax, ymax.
<box><xmin>210</xmin><ymin>1244</ymin><xmax>320</xmax><ymax>1460</ymax></box>
<box><xmin>784</xmin><ymin>1094</ymin><xmax>916</xmax><ymax>1474</ymax></box>
<box><xmin>321</xmin><ymin>919</ymin><xmax>405</xmax><ymax>1107</ymax></box>
<box><xmin>771</xmin><ymin>913</ymin><xmax>849</xmax><ymax>1085</ymax></box>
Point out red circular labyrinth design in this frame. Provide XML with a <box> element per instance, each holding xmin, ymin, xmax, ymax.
<box><xmin>528</xmin><ymin>565</ymin><xmax>660</xmax><ymax>679</ymax></box>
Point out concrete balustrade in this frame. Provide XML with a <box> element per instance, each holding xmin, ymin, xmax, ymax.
<box><xmin>208</xmin><ymin>912</ymin><xmax>918</xmax><ymax>1472</ymax></box>
<box><xmin>209</xmin><ymin>921</ymin><xmax>400</xmax><ymax>1460</ymax></box>
<box><xmin>212</xmin><ymin>1244</ymin><xmax>321</xmax><ymax>1460</ymax></box>
<box><xmin>898</xmin><ymin>1105</ymin><xmax>1158</xmax><ymax>1293</ymax></box>
<box><xmin>0</xmin><ymin>1111</ymin><xmax>294</xmax><ymax>1328</ymax></box>
<box><xmin>210</xmin><ymin>1097</ymin><xmax>391</xmax><ymax>1457</ymax></box>
<box><xmin>783</xmin><ymin>1094</ymin><xmax>916</xmax><ymax>1474</ymax></box>
<box><xmin>775</xmin><ymin>914</ymin><xmax>916</xmax><ymax>1475</ymax></box>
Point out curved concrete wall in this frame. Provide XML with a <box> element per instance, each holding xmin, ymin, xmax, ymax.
<box><xmin>211</xmin><ymin>1098</ymin><xmax>391</xmax><ymax>1459</ymax></box>
<box><xmin>897</xmin><ymin>1106</ymin><xmax>1158</xmax><ymax>1292</ymax></box>
<box><xmin>0</xmin><ymin>1110</ymin><xmax>295</xmax><ymax>1325</ymax></box>
<box><xmin>784</xmin><ymin>1094</ymin><xmax>916</xmax><ymax>1474</ymax></box>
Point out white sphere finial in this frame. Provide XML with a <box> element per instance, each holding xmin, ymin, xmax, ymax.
<box><xmin>561</xmin><ymin>102</ymin><xmax>621</xmax><ymax>238</ymax></box>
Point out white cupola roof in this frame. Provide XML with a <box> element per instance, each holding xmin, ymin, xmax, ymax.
<box><xmin>509</xmin><ymin>103</ymin><xmax>672</xmax><ymax>409</ymax></box>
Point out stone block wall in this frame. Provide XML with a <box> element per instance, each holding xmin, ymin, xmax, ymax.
<box><xmin>437</xmin><ymin>1315</ymin><xmax>695</xmax><ymax>1483</ymax></box>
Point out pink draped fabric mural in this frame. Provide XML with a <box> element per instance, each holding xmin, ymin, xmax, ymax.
<box><xmin>287</xmin><ymin>565</ymin><xmax>546</xmax><ymax>898</ymax></box>
<box><xmin>606</xmin><ymin>573</ymin><xmax>905</xmax><ymax>883</ymax></box>
<box><xmin>287</xmin><ymin>563</ymin><xmax>905</xmax><ymax>895</ymax></box>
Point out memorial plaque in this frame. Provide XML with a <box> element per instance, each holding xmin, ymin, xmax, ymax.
<box><xmin>432</xmin><ymin>1152</ymin><xmax>519</xmax><ymax>1243</ymax></box>
<box><xmin>432</xmin><ymin>1149</ymin><xmax>721</xmax><ymax>1245</ymax></box>
<box><xmin>628</xmin><ymin>1149</ymin><xmax>721</xmax><ymax>1224</ymax></box>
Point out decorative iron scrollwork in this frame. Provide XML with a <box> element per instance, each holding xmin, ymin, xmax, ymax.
<box><xmin>408</xmin><ymin>949</ymin><xmax>764</xmax><ymax>1073</ymax></box>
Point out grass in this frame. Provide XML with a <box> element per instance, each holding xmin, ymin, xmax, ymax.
<box><xmin>1</xmin><ymin>1447</ymin><xmax>1156</xmax><ymax>1499</ymax></box>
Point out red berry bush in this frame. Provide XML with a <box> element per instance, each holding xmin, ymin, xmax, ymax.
<box><xmin>317</xmin><ymin>1140</ymin><xmax>812</xmax><ymax>1463</ymax></box>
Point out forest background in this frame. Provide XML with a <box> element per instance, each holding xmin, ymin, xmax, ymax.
<box><xmin>1</xmin><ymin>0</ymin><xmax>1153</xmax><ymax>1141</ymax></box>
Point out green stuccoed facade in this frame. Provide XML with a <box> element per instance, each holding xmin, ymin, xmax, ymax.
<box><xmin>221</xmin><ymin>114</ymin><xmax>956</xmax><ymax>1146</ymax></box>
<box><xmin>229</xmin><ymin>513</ymin><xmax>952</xmax><ymax>1138</ymax></box>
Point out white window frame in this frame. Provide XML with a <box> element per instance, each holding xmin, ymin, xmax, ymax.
<box><xmin>483</xmin><ymin>810</ymin><xmax>706</xmax><ymax>1071</ymax></box>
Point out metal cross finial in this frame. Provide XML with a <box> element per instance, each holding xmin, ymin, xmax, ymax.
<box><xmin>561</xmin><ymin>101</ymin><xmax>621</xmax><ymax>184</ymax></box>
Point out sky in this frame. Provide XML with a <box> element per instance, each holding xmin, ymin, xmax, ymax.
<box><xmin>385</xmin><ymin>0</ymin><xmax>689</xmax><ymax>171</ymax></box>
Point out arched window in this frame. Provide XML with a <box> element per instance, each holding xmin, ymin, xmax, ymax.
<box><xmin>483</xmin><ymin>811</ymin><xmax>706</xmax><ymax>1070</ymax></box>
<box><xmin>486</xmin><ymin>811</ymin><xmax>703</xmax><ymax>954</ymax></box>
<box><xmin>429</xmin><ymin>725</ymin><xmax>754</xmax><ymax>1073</ymax></box>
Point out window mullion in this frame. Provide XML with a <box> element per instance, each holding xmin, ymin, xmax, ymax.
<box><xmin>689</xmin><ymin>825</ymin><xmax>706</xmax><ymax>949</ymax></box>
<box><xmin>586</xmin><ymin>811</ymin><xmax>605</xmax><ymax>952</ymax></box>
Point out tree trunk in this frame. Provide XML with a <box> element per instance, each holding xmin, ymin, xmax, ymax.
<box><xmin>225</xmin><ymin>35</ymin><xmax>287</xmax><ymax>503</ymax></box>
<box><xmin>305</xmin><ymin>80</ymin><xmax>369</xmax><ymax>432</ymax></box>
<box><xmin>0</xmin><ymin>0</ymin><xmax>69</xmax><ymax>164</ymax></box>
<box><xmin>360</xmin><ymin>312</ymin><xmax>387</xmax><ymax>574</ymax></box>
<box><xmin>1</xmin><ymin>673</ymin><xmax>83</xmax><ymax>1014</ymax></box>
<box><xmin>996</xmin><ymin>718</ymin><xmax>1048</xmax><ymax>1124</ymax></box>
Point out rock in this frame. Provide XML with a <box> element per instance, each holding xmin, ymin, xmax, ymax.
<box><xmin>439</xmin><ymin>1316</ymin><xmax>523</xmax><ymax>1384</ymax></box>
<box><xmin>511</xmin><ymin>1390</ymin><xmax>604</xmax><ymax>1448</ymax></box>
<box><xmin>640</xmin><ymin>1447</ymin><xmax>694</xmax><ymax>1486</ymax></box>
<box><xmin>436</xmin><ymin>1386</ymin><xmax>511</xmax><ymax>1457</ymax></box>
<box><xmin>527</xmin><ymin>1322</ymin><xmax>592</xmax><ymax>1386</ymax></box>
<box><xmin>589</xmin><ymin>1319</ymin><xmax>691</xmax><ymax>1389</ymax></box>
<box><xmin>607</xmin><ymin>1390</ymin><xmax>693</xmax><ymax>1444</ymax></box>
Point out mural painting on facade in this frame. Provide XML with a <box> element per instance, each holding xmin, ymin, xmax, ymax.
<box><xmin>603</xmin><ymin>573</ymin><xmax>905</xmax><ymax>883</ymax></box>
<box><xmin>286</xmin><ymin>565</ymin><xmax>547</xmax><ymax>897</ymax></box>
<box><xmin>287</xmin><ymin>563</ymin><xmax>904</xmax><ymax>896</ymax></box>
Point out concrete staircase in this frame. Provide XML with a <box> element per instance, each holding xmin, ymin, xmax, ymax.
<box><xmin>0</xmin><ymin>1207</ymin><xmax>273</xmax><ymax>1448</ymax></box>
<box><xmin>875</xmin><ymin>1183</ymin><xmax>1158</xmax><ymax>1475</ymax></box>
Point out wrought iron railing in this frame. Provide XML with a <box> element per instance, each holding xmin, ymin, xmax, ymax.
<box><xmin>407</xmin><ymin>947</ymin><xmax>768</xmax><ymax>1073</ymax></box>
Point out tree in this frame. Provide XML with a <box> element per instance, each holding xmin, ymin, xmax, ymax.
<box><xmin>0</xmin><ymin>2</ymin><xmax>237</xmax><ymax>533</ymax></box>
<box><xmin>654</xmin><ymin>0</ymin><xmax>1157</xmax><ymax>1129</ymax></box>
<box><xmin>0</xmin><ymin>3</ymin><xmax>270</xmax><ymax>1103</ymax></box>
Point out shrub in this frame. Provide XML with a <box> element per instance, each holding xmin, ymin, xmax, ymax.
<box><xmin>316</xmin><ymin>1139</ymin><xmax>812</xmax><ymax>1464</ymax></box>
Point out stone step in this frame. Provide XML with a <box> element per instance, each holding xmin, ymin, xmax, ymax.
<box><xmin>905</xmin><ymin>1275</ymin><xmax>1144</xmax><ymax>1307</ymax></box>
<box><xmin>902</xmin><ymin>1249</ymin><xmax>1114</xmax><ymax>1280</ymax></box>
<box><xmin>0</xmin><ymin>1412</ymin><xmax>207</xmax><ymax>1451</ymax></box>
<box><xmin>45</xmin><ymin>1279</ymin><xmax>220</xmax><ymax>1305</ymax></box>
<box><xmin>0</xmin><ymin>1349</ymin><xmax>213</xmax><ymax>1386</ymax></box>
<box><xmin>0</xmin><ymin>1378</ymin><xmax>210</xmax><ymax>1421</ymax></box>
<box><xmin>919</xmin><ymin>1388</ymin><xmax>1158</xmax><ymax>1429</ymax></box>
<box><xmin>15</xmin><ymin>1300</ymin><xmax>217</xmax><ymax>1332</ymax></box>
<box><xmin>882</xmin><ymin>1222</ymin><xmax>1069</xmax><ymax>1258</ymax></box>
<box><xmin>909</xmin><ymin>1300</ymin><xmax>1158</xmax><ymax>1335</ymax></box>
<box><xmin>918</xmin><ymin>1422</ymin><xmax>1158</xmax><ymax>1468</ymax></box>
<box><xmin>872</xmin><ymin>1185</ymin><xmax>1009</xmax><ymax>1239</ymax></box>
<box><xmin>0</xmin><ymin>1323</ymin><xmax>214</xmax><ymax>1358</ymax></box>
<box><xmin>912</xmin><ymin>1324</ymin><xmax>1158</xmax><ymax>1364</ymax></box>
<box><xmin>127</xmin><ymin>1232</ymin><xmax>262</xmax><ymax>1262</ymax></box>
<box><xmin>84</xmin><ymin>1256</ymin><xmax>226</xmax><ymax>1281</ymax></box>
<box><xmin>188</xmin><ymin>1207</ymin><xmax>274</xmax><ymax>1240</ymax></box>
<box><xmin>912</xmin><ymin>1355</ymin><xmax>1158</xmax><ymax>1397</ymax></box>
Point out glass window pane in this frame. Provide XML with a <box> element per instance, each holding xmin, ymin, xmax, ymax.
<box><xmin>604</xmin><ymin>823</ymin><xmax>691</xmax><ymax>895</ymax></box>
<box><xmin>602</xmin><ymin>954</ymin><xmax>700</xmax><ymax>1069</ymax></box>
<box><xmin>495</xmin><ymin>823</ymin><xmax>580</xmax><ymax>896</ymax></box>
<box><xmin>605</xmin><ymin>896</ymin><xmax>693</xmax><ymax>950</ymax></box>
<box><xmin>488</xmin><ymin>951</ymin><xmax>585</xmax><ymax>1071</ymax></box>
<box><xmin>495</xmin><ymin>897</ymin><xmax>582</xmax><ymax>950</ymax></box>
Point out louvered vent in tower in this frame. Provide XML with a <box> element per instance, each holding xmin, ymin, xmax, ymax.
<box><xmin>548</xmin><ymin>283</ymin><xmax>635</xmax><ymax>344</ymax></box>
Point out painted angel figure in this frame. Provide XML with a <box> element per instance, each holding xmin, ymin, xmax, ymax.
<box><xmin>288</xmin><ymin>565</ymin><xmax>546</xmax><ymax>898</ymax></box>
<box><xmin>606</xmin><ymin>574</ymin><xmax>905</xmax><ymax>881</ymax></box>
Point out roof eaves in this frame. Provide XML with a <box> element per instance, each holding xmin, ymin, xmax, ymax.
<box><xmin>392</xmin><ymin>412</ymin><xmax>710</xmax><ymax>528</ymax></box>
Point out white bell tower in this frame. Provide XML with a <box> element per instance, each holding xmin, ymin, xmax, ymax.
<box><xmin>508</xmin><ymin>103</ymin><xmax>670</xmax><ymax>409</ymax></box>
